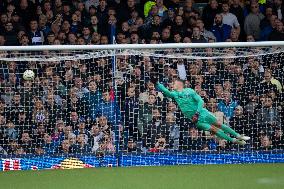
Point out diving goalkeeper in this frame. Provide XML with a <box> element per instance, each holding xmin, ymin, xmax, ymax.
<box><xmin>153</xmin><ymin>78</ymin><xmax>250</xmax><ymax>145</ymax></box>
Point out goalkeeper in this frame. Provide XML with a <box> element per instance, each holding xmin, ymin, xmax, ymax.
<box><xmin>152</xmin><ymin>78</ymin><xmax>250</xmax><ymax>145</ymax></box>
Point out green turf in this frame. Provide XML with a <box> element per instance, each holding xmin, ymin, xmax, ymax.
<box><xmin>1</xmin><ymin>164</ymin><xmax>284</xmax><ymax>189</ymax></box>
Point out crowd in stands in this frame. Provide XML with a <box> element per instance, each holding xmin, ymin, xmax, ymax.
<box><xmin>0</xmin><ymin>0</ymin><xmax>283</xmax><ymax>156</ymax></box>
<box><xmin>0</xmin><ymin>0</ymin><xmax>284</xmax><ymax>46</ymax></box>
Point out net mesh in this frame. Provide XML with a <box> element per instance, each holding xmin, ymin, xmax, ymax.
<box><xmin>0</xmin><ymin>46</ymin><xmax>283</xmax><ymax>170</ymax></box>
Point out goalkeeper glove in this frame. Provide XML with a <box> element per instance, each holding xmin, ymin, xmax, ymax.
<box><xmin>191</xmin><ymin>112</ymin><xmax>200</xmax><ymax>123</ymax></box>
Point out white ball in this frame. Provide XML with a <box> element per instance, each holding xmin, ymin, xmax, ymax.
<box><xmin>23</xmin><ymin>70</ymin><xmax>35</xmax><ymax>80</ymax></box>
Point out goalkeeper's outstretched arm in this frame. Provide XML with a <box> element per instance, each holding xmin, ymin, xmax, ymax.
<box><xmin>156</xmin><ymin>82</ymin><xmax>175</xmax><ymax>98</ymax></box>
<box><xmin>150</xmin><ymin>76</ymin><xmax>175</xmax><ymax>98</ymax></box>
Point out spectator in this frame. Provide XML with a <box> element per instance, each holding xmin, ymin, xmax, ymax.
<box><xmin>95</xmin><ymin>90</ymin><xmax>121</xmax><ymax>126</ymax></box>
<box><xmin>166</xmin><ymin>113</ymin><xmax>180</xmax><ymax>150</ymax></box>
<box><xmin>221</xmin><ymin>1</ymin><xmax>240</xmax><ymax>35</ymax></box>
<box><xmin>72</xmin><ymin>134</ymin><xmax>92</xmax><ymax>153</ymax></box>
<box><xmin>172</xmin><ymin>15</ymin><xmax>187</xmax><ymax>38</ymax></box>
<box><xmin>202</xmin><ymin>0</ymin><xmax>221</xmax><ymax>30</ymax></box>
<box><xmin>207</xmin><ymin>98</ymin><xmax>227</xmax><ymax>124</ymax></box>
<box><xmin>3</xmin><ymin>22</ymin><xmax>18</xmax><ymax>46</ymax></box>
<box><xmin>196</xmin><ymin>18</ymin><xmax>216</xmax><ymax>41</ymax></box>
<box><xmin>139</xmin><ymin>81</ymin><xmax>163</xmax><ymax>104</ymax></box>
<box><xmin>83</xmin><ymin>81</ymin><xmax>102</xmax><ymax>119</ymax></box>
<box><xmin>218</xmin><ymin>90</ymin><xmax>238</xmax><ymax>120</ymax></box>
<box><xmin>260</xmin><ymin>69</ymin><xmax>282</xmax><ymax>94</ymax></box>
<box><xmin>217</xmin><ymin>139</ymin><xmax>230</xmax><ymax>151</ymax></box>
<box><xmin>211</xmin><ymin>14</ymin><xmax>232</xmax><ymax>42</ymax></box>
<box><xmin>20</xmin><ymin>132</ymin><xmax>33</xmax><ymax>154</ymax></box>
<box><xmin>268</xmin><ymin>19</ymin><xmax>284</xmax><ymax>41</ymax></box>
<box><xmin>74</xmin><ymin>120</ymin><xmax>89</xmax><ymax>140</ymax></box>
<box><xmin>19</xmin><ymin>34</ymin><xmax>30</xmax><ymax>45</ymax></box>
<box><xmin>150</xmin><ymin>136</ymin><xmax>167</xmax><ymax>152</ymax></box>
<box><xmin>162</xmin><ymin>7</ymin><xmax>175</xmax><ymax>29</ymax></box>
<box><xmin>256</xmin><ymin>96</ymin><xmax>281</xmax><ymax>130</ymax></box>
<box><xmin>183</xmin><ymin>127</ymin><xmax>203</xmax><ymax>151</ymax></box>
<box><xmin>0</xmin><ymin>35</ymin><xmax>5</xmax><ymax>45</ymax></box>
<box><xmin>89</xmin><ymin>124</ymin><xmax>103</xmax><ymax>153</ymax></box>
<box><xmin>260</xmin><ymin>135</ymin><xmax>272</xmax><ymax>150</ymax></box>
<box><xmin>29</xmin><ymin>19</ymin><xmax>44</xmax><ymax>45</ymax></box>
<box><xmin>191</xmin><ymin>26</ymin><xmax>207</xmax><ymax>43</ymax></box>
<box><xmin>42</xmin><ymin>133</ymin><xmax>58</xmax><ymax>154</ymax></box>
<box><xmin>273</xmin><ymin>0</ymin><xmax>284</xmax><ymax>20</ymax></box>
<box><xmin>230</xmin><ymin>0</ymin><xmax>245</xmax><ymax>38</ymax></box>
<box><xmin>99</xmin><ymin>134</ymin><xmax>115</xmax><ymax>153</ymax></box>
<box><xmin>260</xmin><ymin>6</ymin><xmax>274</xmax><ymax>30</ymax></box>
<box><xmin>229</xmin><ymin>106</ymin><xmax>249</xmax><ymax>136</ymax></box>
<box><xmin>123</xmin><ymin>86</ymin><xmax>139</xmax><ymax>138</ymax></box>
<box><xmin>244</xmin><ymin>2</ymin><xmax>265</xmax><ymax>40</ymax></box>
<box><xmin>74</xmin><ymin>77</ymin><xmax>89</xmax><ymax>99</ymax></box>
<box><xmin>3</xmin><ymin>121</ymin><xmax>18</xmax><ymax>140</ymax></box>
<box><xmin>260</xmin><ymin>15</ymin><xmax>277</xmax><ymax>41</ymax></box>
<box><xmin>32</xmin><ymin>99</ymin><xmax>49</xmax><ymax>124</ymax></box>
<box><xmin>272</xmin><ymin>127</ymin><xmax>283</xmax><ymax>149</ymax></box>
<box><xmin>56</xmin><ymin>139</ymin><xmax>71</xmax><ymax>154</ymax></box>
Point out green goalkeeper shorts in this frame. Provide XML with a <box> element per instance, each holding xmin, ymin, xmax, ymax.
<box><xmin>196</xmin><ymin>108</ymin><xmax>218</xmax><ymax>131</ymax></box>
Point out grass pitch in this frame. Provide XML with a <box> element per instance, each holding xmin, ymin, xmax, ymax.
<box><xmin>1</xmin><ymin>164</ymin><xmax>284</xmax><ymax>189</ymax></box>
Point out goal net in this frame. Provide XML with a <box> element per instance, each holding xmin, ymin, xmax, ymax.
<box><xmin>0</xmin><ymin>43</ymin><xmax>283</xmax><ymax>170</ymax></box>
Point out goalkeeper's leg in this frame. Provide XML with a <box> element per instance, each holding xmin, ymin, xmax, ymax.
<box><xmin>214</xmin><ymin>122</ymin><xmax>250</xmax><ymax>141</ymax></box>
<box><xmin>199</xmin><ymin>109</ymin><xmax>250</xmax><ymax>141</ymax></box>
<box><xmin>196</xmin><ymin>111</ymin><xmax>248</xmax><ymax>145</ymax></box>
<box><xmin>197</xmin><ymin>122</ymin><xmax>238</xmax><ymax>143</ymax></box>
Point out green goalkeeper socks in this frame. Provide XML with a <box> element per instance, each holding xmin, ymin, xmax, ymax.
<box><xmin>221</xmin><ymin>124</ymin><xmax>240</xmax><ymax>138</ymax></box>
<box><xmin>215</xmin><ymin>129</ymin><xmax>235</xmax><ymax>143</ymax></box>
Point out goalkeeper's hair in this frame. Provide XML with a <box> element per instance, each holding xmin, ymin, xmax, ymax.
<box><xmin>175</xmin><ymin>78</ymin><xmax>185</xmax><ymax>84</ymax></box>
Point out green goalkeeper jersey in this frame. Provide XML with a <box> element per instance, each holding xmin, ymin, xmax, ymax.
<box><xmin>157</xmin><ymin>83</ymin><xmax>204</xmax><ymax>119</ymax></box>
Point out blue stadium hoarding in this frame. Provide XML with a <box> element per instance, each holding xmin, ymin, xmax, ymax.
<box><xmin>1</xmin><ymin>152</ymin><xmax>284</xmax><ymax>171</ymax></box>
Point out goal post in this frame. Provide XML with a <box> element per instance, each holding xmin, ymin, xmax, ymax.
<box><xmin>0</xmin><ymin>42</ymin><xmax>283</xmax><ymax>170</ymax></box>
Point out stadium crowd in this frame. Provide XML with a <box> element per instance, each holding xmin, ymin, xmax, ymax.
<box><xmin>0</xmin><ymin>0</ymin><xmax>283</xmax><ymax>155</ymax></box>
<box><xmin>0</xmin><ymin>0</ymin><xmax>284</xmax><ymax>46</ymax></box>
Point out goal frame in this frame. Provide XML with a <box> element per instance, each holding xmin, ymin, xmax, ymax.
<box><xmin>0</xmin><ymin>41</ymin><xmax>283</xmax><ymax>170</ymax></box>
<box><xmin>0</xmin><ymin>41</ymin><xmax>284</xmax><ymax>51</ymax></box>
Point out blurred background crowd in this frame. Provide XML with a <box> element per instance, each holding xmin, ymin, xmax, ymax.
<box><xmin>0</xmin><ymin>0</ymin><xmax>283</xmax><ymax>156</ymax></box>
<box><xmin>0</xmin><ymin>0</ymin><xmax>284</xmax><ymax>46</ymax></box>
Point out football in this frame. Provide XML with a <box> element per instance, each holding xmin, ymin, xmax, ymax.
<box><xmin>23</xmin><ymin>70</ymin><xmax>35</xmax><ymax>80</ymax></box>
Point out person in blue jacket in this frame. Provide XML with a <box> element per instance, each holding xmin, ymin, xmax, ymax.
<box><xmin>82</xmin><ymin>81</ymin><xmax>102</xmax><ymax>120</ymax></box>
<box><xmin>95</xmin><ymin>89</ymin><xmax>121</xmax><ymax>126</ymax></box>
<box><xmin>211</xmin><ymin>14</ymin><xmax>232</xmax><ymax>42</ymax></box>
